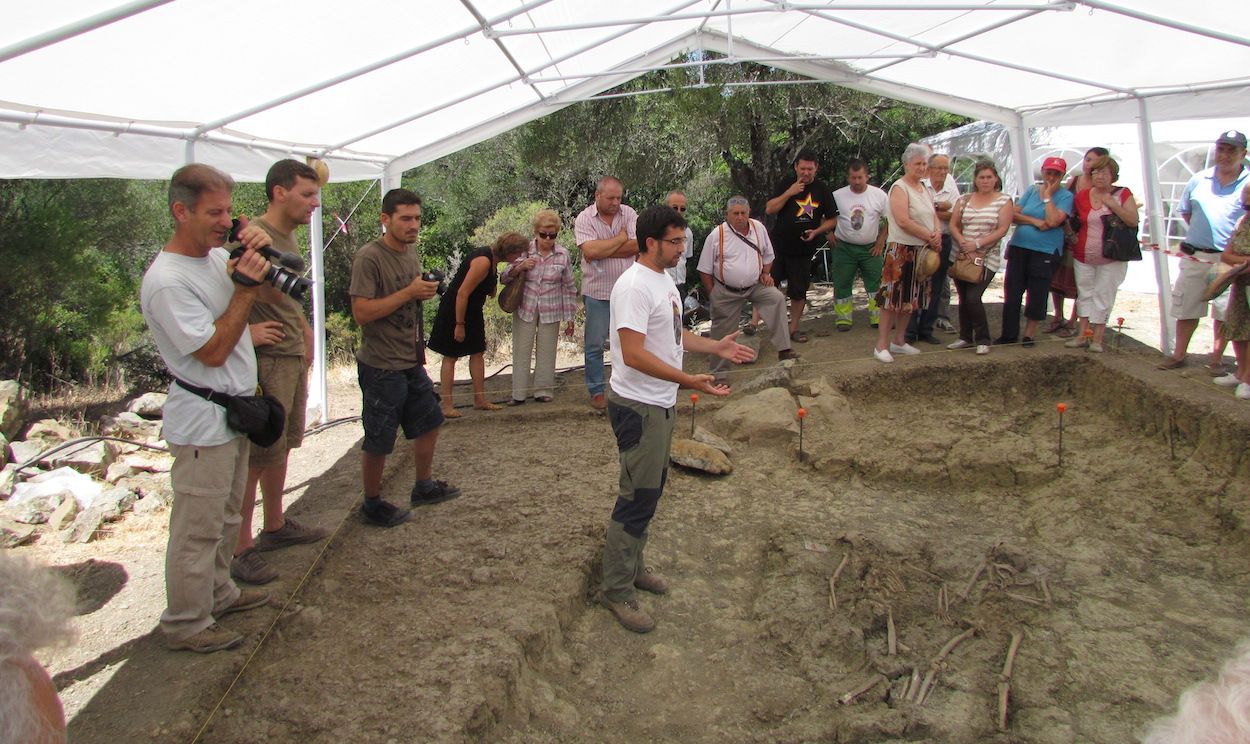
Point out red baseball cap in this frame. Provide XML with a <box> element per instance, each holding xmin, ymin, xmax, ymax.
<box><xmin>1041</xmin><ymin>156</ymin><xmax>1068</xmax><ymax>174</ymax></box>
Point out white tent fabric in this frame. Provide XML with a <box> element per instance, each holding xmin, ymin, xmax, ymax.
<box><xmin>3</xmin><ymin>0</ymin><xmax>1248</xmax><ymax>419</ymax></box>
<box><xmin>3</xmin><ymin>1</ymin><xmax>1247</xmax><ymax>181</ymax></box>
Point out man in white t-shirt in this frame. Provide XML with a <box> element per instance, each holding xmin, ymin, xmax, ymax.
<box><xmin>830</xmin><ymin>159</ymin><xmax>889</xmax><ymax>331</ymax></box>
<box><xmin>140</xmin><ymin>164</ymin><xmax>277</xmax><ymax>654</ymax></box>
<box><xmin>601</xmin><ymin>205</ymin><xmax>755</xmax><ymax>634</ymax></box>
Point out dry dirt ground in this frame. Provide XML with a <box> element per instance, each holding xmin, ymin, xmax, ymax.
<box><xmin>19</xmin><ymin>284</ymin><xmax>1250</xmax><ymax>744</ymax></box>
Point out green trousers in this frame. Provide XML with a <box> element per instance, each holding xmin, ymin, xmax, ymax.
<box><xmin>832</xmin><ymin>240</ymin><xmax>884</xmax><ymax>327</ymax></box>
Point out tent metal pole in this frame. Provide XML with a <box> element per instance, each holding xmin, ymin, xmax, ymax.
<box><xmin>526</xmin><ymin>51</ymin><xmax>925</xmax><ymax>83</ymax></box>
<box><xmin>0</xmin><ymin>0</ymin><xmax>173</xmax><ymax>64</ymax></box>
<box><xmin>1009</xmin><ymin>115</ymin><xmax>1033</xmax><ymax>200</ymax></box>
<box><xmin>1136</xmin><ymin>97</ymin><xmax>1174</xmax><ymax>353</ymax></box>
<box><xmin>184</xmin><ymin>140</ymin><xmax>196</xmax><ymax>165</ymax></box>
<box><xmin>308</xmin><ymin>203</ymin><xmax>329</xmax><ymax>424</ymax></box>
<box><xmin>1075</xmin><ymin>0</ymin><xmax>1250</xmax><ymax>49</ymax></box>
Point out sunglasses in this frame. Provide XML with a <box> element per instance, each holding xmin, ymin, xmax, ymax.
<box><xmin>671</xmin><ymin>206</ymin><xmax>687</xmax><ymax>212</ymax></box>
<box><xmin>536</xmin><ymin>231</ymin><xmax>558</xmax><ymax>239</ymax></box>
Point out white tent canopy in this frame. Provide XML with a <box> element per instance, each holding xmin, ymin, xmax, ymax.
<box><xmin>3</xmin><ymin>1</ymin><xmax>1247</xmax><ymax>182</ymax></box>
<box><xmin>3</xmin><ymin>0</ymin><xmax>1248</xmax><ymax>418</ymax></box>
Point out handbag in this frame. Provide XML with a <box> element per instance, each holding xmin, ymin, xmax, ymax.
<box><xmin>1101</xmin><ymin>189</ymin><xmax>1141</xmax><ymax>261</ymax></box>
<box><xmin>949</xmin><ymin>251</ymin><xmax>985</xmax><ymax>283</ymax></box>
<box><xmin>497</xmin><ymin>269</ymin><xmax>526</xmax><ymax>313</ymax></box>
<box><xmin>174</xmin><ymin>378</ymin><xmax>286</xmax><ymax>447</ymax></box>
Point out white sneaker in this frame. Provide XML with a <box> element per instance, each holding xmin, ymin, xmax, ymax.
<box><xmin>976</xmin><ymin>345</ymin><xmax>990</xmax><ymax>355</ymax></box>
<box><xmin>889</xmin><ymin>342</ymin><xmax>921</xmax><ymax>356</ymax></box>
<box><xmin>873</xmin><ymin>348</ymin><xmax>894</xmax><ymax>363</ymax></box>
<box><xmin>947</xmin><ymin>339</ymin><xmax>971</xmax><ymax>350</ymax></box>
<box><xmin>1236</xmin><ymin>383</ymin><xmax>1250</xmax><ymax>400</ymax></box>
<box><xmin>1214</xmin><ymin>373</ymin><xmax>1240</xmax><ymax>387</ymax></box>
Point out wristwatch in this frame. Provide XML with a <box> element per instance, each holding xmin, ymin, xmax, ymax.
<box><xmin>1041</xmin><ymin>197</ymin><xmax>1052</xmax><ymax>204</ymax></box>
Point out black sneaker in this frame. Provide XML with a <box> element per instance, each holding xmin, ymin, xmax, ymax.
<box><xmin>411</xmin><ymin>480</ymin><xmax>462</xmax><ymax>507</ymax></box>
<box><xmin>360</xmin><ymin>497</ymin><xmax>411</xmax><ymax>527</ymax></box>
<box><xmin>993</xmin><ymin>336</ymin><xmax>1017</xmax><ymax>345</ymax></box>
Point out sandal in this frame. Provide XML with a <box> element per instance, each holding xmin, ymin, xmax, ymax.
<box><xmin>1156</xmin><ymin>357</ymin><xmax>1185</xmax><ymax>370</ymax></box>
<box><xmin>442</xmin><ymin>409</ymin><xmax>463</xmax><ymax>419</ymax></box>
<box><xmin>1043</xmin><ymin>318</ymin><xmax>1066</xmax><ymax>333</ymax></box>
<box><xmin>474</xmin><ymin>402</ymin><xmax>503</xmax><ymax>411</ymax></box>
<box><xmin>535</xmin><ymin>394</ymin><xmax>553</xmax><ymax>403</ymax></box>
<box><xmin>789</xmin><ymin>330</ymin><xmax>810</xmax><ymax>343</ymax></box>
<box><xmin>742</xmin><ymin>322</ymin><xmax>759</xmax><ymax>336</ymax></box>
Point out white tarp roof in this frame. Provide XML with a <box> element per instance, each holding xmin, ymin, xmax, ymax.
<box><xmin>2</xmin><ymin>0</ymin><xmax>1248</xmax><ymax>182</ymax></box>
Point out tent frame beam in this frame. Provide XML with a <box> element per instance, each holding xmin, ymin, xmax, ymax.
<box><xmin>0</xmin><ymin>0</ymin><xmax>173</xmax><ymax>64</ymax></box>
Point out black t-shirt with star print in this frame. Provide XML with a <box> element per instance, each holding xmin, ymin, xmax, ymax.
<box><xmin>769</xmin><ymin>179</ymin><xmax>836</xmax><ymax>255</ymax></box>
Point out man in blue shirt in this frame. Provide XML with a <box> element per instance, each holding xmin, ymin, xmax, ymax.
<box><xmin>1158</xmin><ymin>130</ymin><xmax>1249</xmax><ymax>372</ymax></box>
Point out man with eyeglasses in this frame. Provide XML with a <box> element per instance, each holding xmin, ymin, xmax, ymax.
<box><xmin>575</xmin><ymin>176</ymin><xmax>638</xmax><ymax>411</ymax></box>
<box><xmin>663</xmin><ymin>190</ymin><xmax>695</xmax><ymax>292</ymax></box>
<box><xmin>698</xmin><ymin>196</ymin><xmax>798</xmax><ymax>388</ymax></box>
<box><xmin>1158</xmin><ymin>130</ymin><xmax>1249</xmax><ymax>374</ymax></box>
<box><xmin>598</xmin><ymin>204</ymin><xmax>754</xmax><ymax>634</ymax></box>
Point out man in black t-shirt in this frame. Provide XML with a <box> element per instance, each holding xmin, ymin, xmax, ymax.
<box><xmin>765</xmin><ymin>149</ymin><xmax>836</xmax><ymax>342</ymax></box>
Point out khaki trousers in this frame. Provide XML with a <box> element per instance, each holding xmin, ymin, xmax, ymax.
<box><xmin>511</xmin><ymin>315</ymin><xmax>561</xmax><ymax>401</ymax></box>
<box><xmin>160</xmin><ymin>437</ymin><xmax>249</xmax><ymax>642</ymax></box>
<box><xmin>707</xmin><ymin>282</ymin><xmax>789</xmax><ymax>379</ymax></box>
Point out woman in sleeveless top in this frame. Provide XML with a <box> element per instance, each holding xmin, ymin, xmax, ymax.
<box><xmin>428</xmin><ymin>232</ymin><xmax>528</xmax><ymax>416</ymax></box>
<box><xmin>948</xmin><ymin>160</ymin><xmax>1013</xmax><ymax>353</ymax></box>
<box><xmin>1049</xmin><ymin>147</ymin><xmax>1108</xmax><ymax>337</ymax></box>
<box><xmin>874</xmin><ymin>143</ymin><xmax>940</xmax><ymax>363</ymax></box>
<box><xmin>1065</xmin><ymin>154</ymin><xmax>1138</xmax><ymax>353</ymax></box>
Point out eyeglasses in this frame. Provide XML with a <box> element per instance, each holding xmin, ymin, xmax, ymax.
<box><xmin>536</xmin><ymin>231</ymin><xmax>558</xmax><ymax>239</ymax></box>
<box><xmin>658</xmin><ymin>237</ymin><xmax>687</xmax><ymax>247</ymax></box>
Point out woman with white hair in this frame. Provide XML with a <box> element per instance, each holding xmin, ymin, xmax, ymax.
<box><xmin>0</xmin><ymin>553</ymin><xmax>76</xmax><ymax>744</ymax></box>
<box><xmin>874</xmin><ymin>142</ymin><xmax>940</xmax><ymax>363</ymax></box>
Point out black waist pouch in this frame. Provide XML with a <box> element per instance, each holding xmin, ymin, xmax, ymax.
<box><xmin>174</xmin><ymin>378</ymin><xmax>286</xmax><ymax>447</ymax></box>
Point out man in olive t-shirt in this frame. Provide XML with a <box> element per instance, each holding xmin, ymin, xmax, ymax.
<box><xmin>231</xmin><ymin>160</ymin><xmax>328</xmax><ymax>586</ymax></box>
<box><xmin>348</xmin><ymin>188</ymin><xmax>460</xmax><ymax>528</ymax></box>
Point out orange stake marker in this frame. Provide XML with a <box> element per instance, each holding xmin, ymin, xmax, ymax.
<box><xmin>690</xmin><ymin>393</ymin><xmax>699</xmax><ymax>436</ymax></box>
<box><xmin>797</xmin><ymin>407</ymin><xmax>808</xmax><ymax>459</ymax></box>
<box><xmin>1056</xmin><ymin>403</ymin><xmax>1067</xmax><ymax>467</ymax></box>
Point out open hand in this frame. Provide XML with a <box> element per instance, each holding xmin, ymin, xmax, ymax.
<box><xmin>249</xmin><ymin>320</ymin><xmax>285</xmax><ymax>347</ymax></box>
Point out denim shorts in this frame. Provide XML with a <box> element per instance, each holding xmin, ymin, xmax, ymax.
<box><xmin>357</xmin><ymin>362</ymin><xmax>444</xmax><ymax>455</ymax></box>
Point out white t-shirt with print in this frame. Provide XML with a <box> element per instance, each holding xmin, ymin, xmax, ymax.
<box><xmin>609</xmin><ymin>262</ymin><xmax>684</xmax><ymax>408</ymax></box>
<box><xmin>832</xmin><ymin>185</ymin><xmax>888</xmax><ymax>244</ymax></box>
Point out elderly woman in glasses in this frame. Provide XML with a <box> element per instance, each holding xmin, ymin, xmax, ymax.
<box><xmin>428</xmin><ymin>232</ymin><xmax>529</xmax><ymax>416</ymax></box>
<box><xmin>501</xmin><ymin>209</ymin><xmax>577</xmax><ymax>405</ymax></box>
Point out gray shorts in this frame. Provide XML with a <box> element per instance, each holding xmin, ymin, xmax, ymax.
<box><xmin>357</xmin><ymin>362</ymin><xmax>444</xmax><ymax>455</ymax></box>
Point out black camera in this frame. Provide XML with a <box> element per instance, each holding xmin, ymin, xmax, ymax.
<box><xmin>227</xmin><ymin>220</ymin><xmax>313</xmax><ymax>300</ymax></box>
<box><xmin>422</xmin><ymin>269</ymin><xmax>448</xmax><ymax>296</ymax></box>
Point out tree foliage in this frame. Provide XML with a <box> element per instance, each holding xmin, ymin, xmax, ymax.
<box><xmin>1</xmin><ymin>60</ymin><xmax>967</xmax><ymax>390</ymax></box>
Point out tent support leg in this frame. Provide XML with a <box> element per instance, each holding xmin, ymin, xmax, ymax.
<box><xmin>1136</xmin><ymin>97</ymin><xmax>1174</xmax><ymax>354</ymax></box>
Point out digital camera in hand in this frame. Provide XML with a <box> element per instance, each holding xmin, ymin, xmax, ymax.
<box><xmin>422</xmin><ymin>269</ymin><xmax>448</xmax><ymax>296</ymax></box>
<box><xmin>227</xmin><ymin>220</ymin><xmax>313</xmax><ymax>300</ymax></box>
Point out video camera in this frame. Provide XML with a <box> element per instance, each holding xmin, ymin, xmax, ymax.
<box><xmin>227</xmin><ymin>220</ymin><xmax>312</xmax><ymax>300</ymax></box>
<box><xmin>422</xmin><ymin>268</ymin><xmax>448</xmax><ymax>296</ymax></box>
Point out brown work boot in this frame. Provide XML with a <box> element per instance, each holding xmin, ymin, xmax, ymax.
<box><xmin>230</xmin><ymin>548</ymin><xmax>278</xmax><ymax>585</ymax></box>
<box><xmin>634</xmin><ymin>567</ymin><xmax>669</xmax><ymax>595</ymax></box>
<box><xmin>255</xmin><ymin>518</ymin><xmax>329</xmax><ymax>551</ymax></box>
<box><xmin>216</xmin><ymin>588</ymin><xmax>271</xmax><ymax>618</ymax></box>
<box><xmin>165</xmin><ymin>623</ymin><xmax>244</xmax><ymax>653</ymax></box>
<box><xmin>600</xmin><ymin>593</ymin><xmax>655</xmax><ymax>633</ymax></box>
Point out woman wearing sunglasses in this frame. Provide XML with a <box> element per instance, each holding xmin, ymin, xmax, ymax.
<box><xmin>501</xmin><ymin>209</ymin><xmax>577</xmax><ymax>404</ymax></box>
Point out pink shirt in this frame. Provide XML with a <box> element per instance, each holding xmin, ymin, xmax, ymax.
<box><xmin>499</xmin><ymin>241</ymin><xmax>578</xmax><ymax>323</ymax></box>
<box><xmin>1076</xmin><ymin>187</ymin><xmax>1133</xmax><ymax>266</ymax></box>
<box><xmin>575</xmin><ymin>202</ymin><xmax>638</xmax><ymax>300</ymax></box>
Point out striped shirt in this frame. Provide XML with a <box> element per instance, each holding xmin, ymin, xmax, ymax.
<box><xmin>499</xmin><ymin>241</ymin><xmax>578</xmax><ymax>324</ymax></box>
<box><xmin>955</xmin><ymin>193</ymin><xmax>1011</xmax><ymax>274</ymax></box>
<box><xmin>575</xmin><ymin>202</ymin><xmax>638</xmax><ymax>300</ymax></box>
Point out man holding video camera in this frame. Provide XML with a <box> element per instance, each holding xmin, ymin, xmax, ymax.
<box><xmin>229</xmin><ymin>159</ymin><xmax>330</xmax><ymax>586</ymax></box>
<box><xmin>141</xmin><ymin>164</ymin><xmax>276</xmax><ymax>653</ymax></box>
<box><xmin>349</xmin><ymin>188</ymin><xmax>460</xmax><ymax>528</ymax></box>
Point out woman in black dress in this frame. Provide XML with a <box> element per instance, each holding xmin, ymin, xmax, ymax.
<box><xmin>428</xmin><ymin>232</ymin><xmax>529</xmax><ymax>416</ymax></box>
